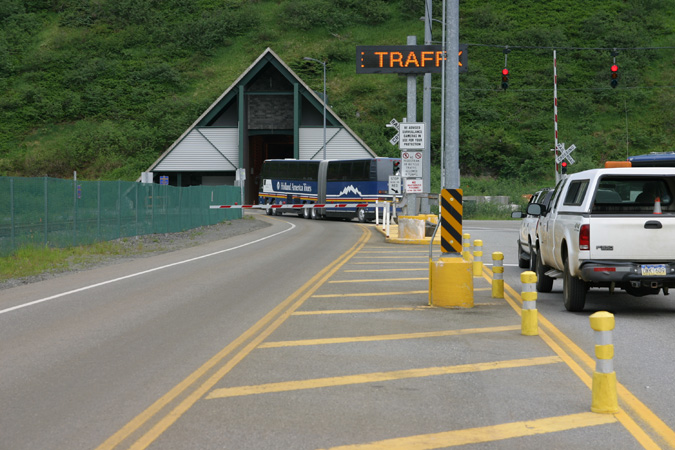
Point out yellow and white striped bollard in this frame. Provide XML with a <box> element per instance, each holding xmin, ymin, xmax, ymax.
<box><xmin>472</xmin><ymin>239</ymin><xmax>483</xmax><ymax>276</ymax></box>
<box><xmin>462</xmin><ymin>233</ymin><xmax>471</xmax><ymax>261</ymax></box>
<box><xmin>492</xmin><ymin>252</ymin><xmax>504</xmax><ymax>298</ymax></box>
<box><xmin>590</xmin><ymin>311</ymin><xmax>619</xmax><ymax>414</ymax></box>
<box><xmin>520</xmin><ymin>271</ymin><xmax>538</xmax><ymax>336</ymax></box>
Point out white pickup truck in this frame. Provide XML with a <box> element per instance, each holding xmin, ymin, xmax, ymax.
<box><xmin>526</xmin><ymin>167</ymin><xmax>675</xmax><ymax>311</ymax></box>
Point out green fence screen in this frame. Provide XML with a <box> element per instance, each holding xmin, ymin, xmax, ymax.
<box><xmin>0</xmin><ymin>176</ymin><xmax>242</xmax><ymax>256</ymax></box>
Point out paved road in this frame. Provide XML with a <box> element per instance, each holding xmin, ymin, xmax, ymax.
<box><xmin>1</xmin><ymin>216</ymin><xmax>674</xmax><ymax>449</ymax></box>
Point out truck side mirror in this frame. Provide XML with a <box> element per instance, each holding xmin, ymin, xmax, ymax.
<box><xmin>526</xmin><ymin>203</ymin><xmax>542</xmax><ymax>216</ymax></box>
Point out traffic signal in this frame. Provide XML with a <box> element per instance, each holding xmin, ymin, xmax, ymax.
<box><xmin>393</xmin><ymin>159</ymin><xmax>400</xmax><ymax>173</ymax></box>
<box><xmin>561</xmin><ymin>161</ymin><xmax>568</xmax><ymax>174</ymax></box>
<box><xmin>501</xmin><ymin>68</ymin><xmax>509</xmax><ymax>90</ymax></box>
<box><xmin>610</xmin><ymin>64</ymin><xmax>618</xmax><ymax>88</ymax></box>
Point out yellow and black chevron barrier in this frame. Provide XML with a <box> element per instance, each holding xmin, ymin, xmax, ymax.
<box><xmin>440</xmin><ymin>188</ymin><xmax>463</xmax><ymax>254</ymax></box>
<box><xmin>429</xmin><ymin>188</ymin><xmax>473</xmax><ymax>308</ymax></box>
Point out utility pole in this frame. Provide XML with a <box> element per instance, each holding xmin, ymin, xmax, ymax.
<box><xmin>406</xmin><ymin>35</ymin><xmax>417</xmax><ymax>215</ymax></box>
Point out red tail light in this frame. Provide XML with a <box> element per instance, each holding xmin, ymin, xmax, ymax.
<box><xmin>579</xmin><ymin>224</ymin><xmax>590</xmax><ymax>251</ymax></box>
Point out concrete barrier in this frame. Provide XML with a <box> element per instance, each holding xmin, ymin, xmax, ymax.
<box><xmin>429</xmin><ymin>256</ymin><xmax>473</xmax><ymax>308</ymax></box>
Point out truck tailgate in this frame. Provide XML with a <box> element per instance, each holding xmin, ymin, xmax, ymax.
<box><xmin>589</xmin><ymin>216</ymin><xmax>675</xmax><ymax>261</ymax></box>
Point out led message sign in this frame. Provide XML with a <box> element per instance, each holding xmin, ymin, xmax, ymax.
<box><xmin>356</xmin><ymin>45</ymin><xmax>467</xmax><ymax>74</ymax></box>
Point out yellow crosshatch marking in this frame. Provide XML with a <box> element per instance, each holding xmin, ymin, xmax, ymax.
<box><xmin>258</xmin><ymin>325</ymin><xmax>521</xmax><ymax>348</ymax></box>
<box><xmin>329</xmin><ymin>277</ymin><xmax>427</xmax><ymax>283</ymax></box>
<box><xmin>206</xmin><ymin>356</ymin><xmax>562</xmax><ymax>399</ymax></box>
<box><xmin>318</xmin><ymin>413</ymin><xmax>617</xmax><ymax>450</ymax></box>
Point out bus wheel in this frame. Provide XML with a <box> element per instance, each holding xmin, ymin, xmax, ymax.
<box><xmin>311</xmin><ymin>208</ymin><xmax>321</xmax><ymax>220</ymax></box>
<box><xmin>303</xmin><ymin>207</ymin><xmax>311</xmax><ymax>219</ymax></box>
<box><xmin>265</xmin><ymin>206</ymin><xmax>273</xmax><ymax>216</ymax></box>
<box><xmin>357</xmin><ymin>208</ymin><xmax>367</xmax><ymax>223</ymax></box>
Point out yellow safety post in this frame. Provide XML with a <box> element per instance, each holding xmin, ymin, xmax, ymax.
<box><xmin>520</xmin><ymin>271</ymin><xmax>538</xmax><ymax>336</ymax></box>
<box><xmin>492</xmin><ymin>252</ymin><xmax>504</xmax><ymax>298</ymax></box>
<box><xmin>472</xmin><ymin>239</ymin><xmax>483</xmax><ymax>276</ymax></box>
<box><xmin>590</xmin><ymin>311</ymin><xmax>619</xmax><ymax>414</ymax></box>
<box><xmin>462</xmin><ymin>233</ymin><xmax>471</xmax><ymax>261</ymax></box>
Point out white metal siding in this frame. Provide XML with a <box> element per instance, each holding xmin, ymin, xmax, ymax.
<box><xmin>155</xmin><ymin>128</ymin><xmax>239</xmax><ymax>171</ymax></box>
<box><xmin>299</xmin><ymin>128</ymin><xmax>372</xmax><ymax>160</ymax></box>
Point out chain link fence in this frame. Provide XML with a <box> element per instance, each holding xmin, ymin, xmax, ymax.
<box><xmin>0</xmin><ymin>177</ymin><xmax>242</xmax><ymax>256</ymax></box>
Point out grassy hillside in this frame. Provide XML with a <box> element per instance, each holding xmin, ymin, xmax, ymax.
<box><xmin>1</xmin><ymin>0</ymin><xmax>674</xmax><ymax>195</ymax></box>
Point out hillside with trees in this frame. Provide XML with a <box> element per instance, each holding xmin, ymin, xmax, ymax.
<box><xmin>1</xmin><ymin>0</ymin><xmax>674</xmax><ymax>194</ymax></box>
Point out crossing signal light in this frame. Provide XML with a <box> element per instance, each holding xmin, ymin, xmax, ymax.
<box><xmin>393</xmin><ymin>159</ymin><xmax>400</xmax><ymax>172</ymax></box>
<box><xmin>501</xmin><ymin>68</ymin><xmax>509</xmax><ymax>90</ymax></box>
<box><xmin>610</xmin><ymin>64</ymin><xmax>618</xmax><ymax>88</ymax></box>
<box><xmin>561</xmin><ymin>161</ymin><xmax>568</xmax><ymax>174</ymax></box>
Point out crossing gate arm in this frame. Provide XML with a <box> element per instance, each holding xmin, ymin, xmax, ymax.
<box><xmin>209</xmin><ymin>203</ymin><xmax>370</xmax><ymax>210</ymax></box>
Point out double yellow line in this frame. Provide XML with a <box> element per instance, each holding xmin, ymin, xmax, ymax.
<box><xmin>96</xmin><ymin>225</ymin><xmax>371</xmax><ymax>450</ymax></box>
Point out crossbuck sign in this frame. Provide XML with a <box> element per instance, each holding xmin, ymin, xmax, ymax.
<box><xmin>553</xmin><ymin>143</ymin><xmax>576</xmax><ymax>165</ymax></box>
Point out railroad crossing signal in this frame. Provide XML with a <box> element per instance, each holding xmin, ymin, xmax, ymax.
<box><xmin>386</xmin><ymin>118</ymin><xmax>400</xmax><ymax>146</ymax></box>
<box><xmin>554</xmin><ymin>143</ymin><xmax>576</xmax><ymax>165</ymax></box>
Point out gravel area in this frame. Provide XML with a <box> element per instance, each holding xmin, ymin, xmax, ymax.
<box><xmin>1</xmin><ymin>215</ymin><xmax>271</xmax><ymax>290</ymax></box>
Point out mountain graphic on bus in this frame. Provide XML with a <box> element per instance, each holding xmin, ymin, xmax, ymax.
<box><xmin>337</xmin><ymin>185</ymin><xmax>363</xmax><ymax>197</ymax></box>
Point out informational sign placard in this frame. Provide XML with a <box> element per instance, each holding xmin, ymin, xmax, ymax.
<box><xmin>388</xmin><ymin>175</ymin><xmax>401</xmax><ymax>195</ymax></box>
<box><xmin>405</xmin><ymin>178</ymin><xmax>423</xmax><ymax>193</ymax></box>
<box><xmin>399</xmin><ymin>123</ymin><xmax>425</xmax><ymax>149</ymax></box>
<box><xmin>401</xmin><ymin>151</ymin><xmax>423</xmax><ymax>178</ymax></box>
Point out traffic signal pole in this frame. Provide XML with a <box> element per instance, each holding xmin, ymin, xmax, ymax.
<box><xmin>443</xmin><ymin>0</ymin><xmax>459</xmax><ymax>190</ymax></box>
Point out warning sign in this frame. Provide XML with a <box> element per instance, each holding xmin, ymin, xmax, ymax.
<box><xmin>401</xmin><ymin>151</ymin><xmax>423</xmax><ymax>178</ymax></box>
<box><xmin>399</xmin><ymin>123</ymin><xmax>425</xmax><ymax>149</ymax></box>
<box><xmin>405</xmin><ymin>178</ymin><xmax>423</xmax><ymax>193</ymax></box>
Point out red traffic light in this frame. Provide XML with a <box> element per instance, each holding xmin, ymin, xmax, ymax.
<box><xmin>610</xmin><ymin>64</ymin><xmax>618</xmax><ymax>72</ymax></box>
<box><xmin>561</xmin><ymin>161</ymin><xmax>568</xmax><ymax>174</ymax></box>
<box><xmin>502</xmin><ymin>68</ymin><xmax>509</xmax><ymax>76</ymax></box>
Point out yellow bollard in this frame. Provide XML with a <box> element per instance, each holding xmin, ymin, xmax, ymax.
<box><xmin>590</xmin><ymin>311</ymin><xmax>619</xmax><ymax>414</ymax></box>
<box><xmin>462</xmin><ymin>233</ymin><xmax>471</xmax><ymax>261</ymax></box>
<box><xmin>472</xmin><ymin>239</ymin><xmax>483</xmax><ymax>276</ymax></box>
<box><xmin>520</xmin><ymin>271</ymin><xmax>538</xmax><ymax>336</ymax></box>
<box><xmin>492</xmin><ymin>252</ymin><xmax>504</xmax><ymax>298</ymax></box>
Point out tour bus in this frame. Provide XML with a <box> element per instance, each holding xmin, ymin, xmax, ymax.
<box><xmin>258</xmin><ymin>158</ymin><xmax>401</xmax><ymax>221</ymax></box>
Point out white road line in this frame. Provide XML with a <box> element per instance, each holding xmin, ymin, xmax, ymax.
<box><xmin>0</xmin><ymin>221</ymin><xmax>295</xmax><ymax>316</ymax></box>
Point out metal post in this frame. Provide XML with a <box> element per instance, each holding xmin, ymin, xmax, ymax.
<box><xmin>443</xmin><ymin>0</ymin><xmax>460</xmax><ymax>189</ymax></box>
<box><xmin>406</xmin><ymin>35</ymin><xmax>417</xmax><ymax>215</ymax></box>
<box><xmin>421</xmin><ymin>0</ymin><xmax>432</xmax><ymax>214</ymax></box>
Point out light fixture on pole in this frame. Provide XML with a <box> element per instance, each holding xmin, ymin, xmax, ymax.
<box><xmin>303</xmin><ymin>57</ymin><xmax>327</xmax><ymax>160</ymax></box>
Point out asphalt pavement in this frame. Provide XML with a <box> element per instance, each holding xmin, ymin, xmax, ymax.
<box><xmin>126</xmin><ymin>219</ymin><xmax>668</xmax><ymax>449</ymax></box>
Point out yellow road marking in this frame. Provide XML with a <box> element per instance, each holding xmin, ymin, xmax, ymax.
<box><xmin>318</xmin><ymin>412</ymin><xmax>617</xmax><ymax>450</ymax></box>
<box><xmin>344</xmin><ymin>268</ymin><xmax>428</xmax><ymax>272</ymax></box>
<box><xmin>96</xmin><ymin>225</ymin><xmax>372</xmax><ymax>450</ymax></box>
<box><xmin>481</xmin><ymin>266</ymin><xmax>674</xmax><ymax>449</ymax></box>
<box><xmin>313</xmin><ymin>290</ymin><xmax>428</xmax><ymax>298</ymax></box>
<box><xmin>329</xmin><ymin>277</ymin><xmax>427</xmax><ymax>283</ymax></box>
<box><xmin>206</xmin><ymin>356</ymin><xmax>562</xmax><ymax>399</ymax></box>
<box><xmin>258</xmin><ymin>325</ymin><xmax>521</xmax><ymax>348</ymax></box>
<box><xmin>351</xmin><ymin>261</ymin><xmax>428</xmax><ymax>264</ymax></box>
<box><xmin>292</xmin><ymin>307</ymin><xmax>425</xmax><ymax>315</ymax></box>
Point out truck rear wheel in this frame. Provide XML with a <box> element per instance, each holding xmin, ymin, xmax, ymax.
<box><xmin>563</xmin><ymin>258</ymin><xmax>587</xmax><ymax>312</ymax></box>
<box><xmin>535</xmin><ymin>250</ymin><xmax>554</xmax><ymax>293</ymax></box>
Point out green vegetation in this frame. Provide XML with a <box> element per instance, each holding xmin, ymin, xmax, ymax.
<box><xmin>2</xmin><ymin>0</ymin><xmax>674</xmax><ymax>197</ymax></box>
<box><xmin>0</xmin><ymin>240</ymin><xmax>134</xmax><ymax>282</ymax></box>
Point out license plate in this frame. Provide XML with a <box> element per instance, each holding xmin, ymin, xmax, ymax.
<box><xmin>641</xmin><ymin>264</ymin><xmax>667</xmax><ymax>276</ymax></box>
